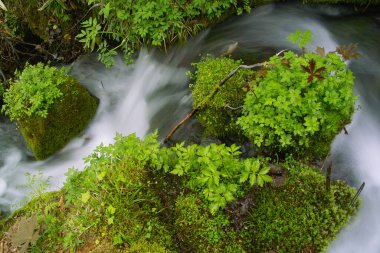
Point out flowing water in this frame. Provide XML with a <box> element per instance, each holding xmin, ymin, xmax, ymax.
<box><xmin>1</xmin><ymin>3</ymin><xmax>380</xmax><ymax>252</ymax></box>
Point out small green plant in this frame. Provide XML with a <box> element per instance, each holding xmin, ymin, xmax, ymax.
<box><xmin>2</xmin><ymin>63</ymin><xmax>69</xmax><ymax>120</ymax></box>
<box><xmin>189</xmin><ymin>56</ymin><xmax>253</xmax><ymax>137</ymax></box>
<box><xmin>237</xmin><ymin>47</ymin><xmax>357</xmax><ymax>156</ymax></box>
<box><xmin>78</xmin><ymin>0</ymin><xmax>251</xmax><ymax>66</ymax></box>
<box><xmin>155</xmin><ymin>142</ymin><xmax>271</xmax><ymax>213</ymax></box>
<box><xmin>15</xmin><ymin>169</ymin><xmax>52</xmax><ymax>207</ymax></box>
<box><xmin>287</xmin><ymin>29</ymin><xmax>313</xmax><ymax>48</ymax></box>
<box><xmin>1</xmin><ymin>62</ymin><xmax>99</xmax><ymax>160</ymax></box>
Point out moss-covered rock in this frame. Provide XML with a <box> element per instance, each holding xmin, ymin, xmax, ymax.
<box><xmin>19</xmin><ymin>77</ymin><xmax>98</xmax><ymax>160</ymax></box>
<box><xmin>241</xmin><ymin>161</ymin><xmax>360</xmax><ymax>253</ymax></box>
<box><xmin>174</xmin><ymin>193</ymin><xmax>244</xmax><ymax>252</ymax></box>
<box><xmin>2</xmin><ymin>63</ymin><xmax>98</xmax><ymax>160</ymax></box>
<box><xmin>189</xmin><ymin>56</ymin><xmax>254</xmax><ymax>137</ymax></box>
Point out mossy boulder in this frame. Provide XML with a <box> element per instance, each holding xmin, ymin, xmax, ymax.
<box><xmin>241</xmin><ymin>162</ymin><xmax>360</xmax><ymax>252</ymax></box>
<box><xmin>189</xmin><ymin>56</ymin><xmax>254</xmax><ymax>137</ymax></box>
<box><xmin>174</xmin><ymin>194</ymin><xmax>244</xmax><ymax>252</ymax></box>
<box><xmin>2</xmin><ymin>63</ymin><xmax>98</xmax><ymax>160</ymax></box>
<box><xmin>19</xmin><ymin>79</ymin><xmax>98</xmax><ymax>160</ymax></box>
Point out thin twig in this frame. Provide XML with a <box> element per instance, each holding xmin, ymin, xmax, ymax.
<box><xmin>163</xmin><ymin>109</ymin><xmax>198</xmax><ymax>143</ymax></box>
<box><xmin>225</xmin><ymin>104</ymin><xmax>243</xmax><ymax>110</ymax></box>
<box><xmin>326</xmin><ymin>163</ymin><xmax>332</xmax><ymax>191</ymax></box>
<box><xmin>276</xmin><ymin>49</ymin><xmax>288</xmax><ymax>56</ymax></box>
<box><xmin>320</xmin><ymin>153</ymin><xmax>331</xmax><ymax>170</ymax></box>
<box><xmin>350</xmin><ymin>182</ymin><xmax>365</xmax><ymax>207</ymax></box>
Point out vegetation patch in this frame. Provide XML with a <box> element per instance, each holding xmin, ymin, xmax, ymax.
<box><xmin>0</xmin><ymin>133</ymin><xmax>359</xmax><ymax>252</ymax></box>
<box><xmin>2</xmin><ymin>63</ymin><xmax>98</xmax><ymax>159</ymax></box>
<box><xmin>237</xmin><ymin>49</ymin><xmax>357</xmax><ymax>157</ymax></box>
<box><xmin>77</xmin><ymin>0</ymin><xmax>253</xmax><ymax>67</ymax></box>
<box><xmin>242</xmin><ymin>160</ymin><xmax>360</xmax><ymax>253</ymax></box>
<box><xmin>189</xmin><ymin>56</ymin><xmax>253</xmax><ymax>137</ymax></box>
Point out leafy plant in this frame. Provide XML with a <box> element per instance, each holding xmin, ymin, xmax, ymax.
<box><xmin>287</xmin><ymin>29</ymin><xmax>313</xmax><ymax>48</ymax></box>
<box><xmin>1</xmin><ymin>63</ymin><xmax>70</xmax><ymax>120</ymax></box>
<box><xmin>16</xmin><ymin>169</ymin><xmax>52</xmax><ymax>207</ymax></box>
<box><xmin>78</xmin><ymin>0</ymin><xmax>251</xmax><ymax>66</ymax></box>
<box><xmin>155</xmin><ymin>142</ymin><xmax>271</xmax><ymax>213</ymax></box>
<box><xmin>237</xmin><ymin>48</ymin><xmax>357</xmax><ymax>156</ymax></box>
<box><xmin>189</xmin><ymin>56</ymin><xmax>253</xmax><ymax>137</ymax></box>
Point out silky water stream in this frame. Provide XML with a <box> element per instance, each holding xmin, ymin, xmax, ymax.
<box><xmin>1</xmin><ymin>4</ymin><xmax>380</xmax><ymax>252</ymax></box>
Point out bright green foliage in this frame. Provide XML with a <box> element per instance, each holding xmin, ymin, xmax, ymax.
<box><xmin>2</xmin><ymin>63</ymin><xmax>68</xmax><ymax>120</ymax></box>
<box><xmin>0</xmin><ymin>133</ymin><xmax>360</xmax><ymax>252</ymax></box>
<box><xmin>174</xmin><ymin>194</ymin><xmax>244</xmax><ymax>252</ymax></box>
<box><xmin>287</xmin><ymin>29</ymin><xmax>313</xmax><ymax>48</ymax></box>
<box><xmin>2</xmin><ymin>63</ymin><xmax>99</xmax><ymax>160</ymax></box>
<box><xmin>24</xmin><ymin>132</ymin><xmax>173</xmax><ymax>252</ymax></box>
<box><xmin>242</xmin><ymin>162</ymin><xmax>360</xmax><ymax>252</ymax></box>
<box><xmin>237</xmin><ymin>50</ymin><xmax>357</xmax><ymax>156</ymax></box>
<box><xmin>189</xmin><ymin>56</ymin><xmax>253</xmax><ymax>137</ymax></box>
<box><xmin>78</xmin><ymin>0</ymin><xmax>251</xmax><ymax>66</ymax></box>
<box><xmin>155</xmin><ymin>142</ymin><xmax>271</xmax><ymax>213</ymax></box>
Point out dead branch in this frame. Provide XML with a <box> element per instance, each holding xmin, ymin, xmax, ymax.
<box><xmin>163</xmin><ymin>108</ymin><xmax>198</xmax><ymax>143</ymax></box>
<box><xmin>163</xmin><ymin>62</ymin><xmax>264</xmax><ymax>144</ymax></box>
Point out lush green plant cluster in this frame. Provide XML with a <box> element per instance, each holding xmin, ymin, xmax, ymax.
<box><xmin>242</xmin><ymin>161</ymin><xmax>359</xmax><ymax>252</ymax></box>
<box><xmin>155</xmin><ymin>142</ymin><xmax>271</xmax><ymax>213</ymax></box>
<box><xmin>0</xmin><ymin>132</ymin><xmax>359</xmax><ymax>252</ymax></box>
<box><xmin>189</xmin><ymin>56</ymin><xmax>253</xmax><ymax>137</ymax></box>
<box><xmin>78</xmin><ymin>0</ymin><xmax>251</xmax><ymax>67</ymax></box>
<box><xmin>2</xmin><ymin>62</ymin><xmax>99</xmax><ymax>160</ymax></box>
<box><xmin>2</xmin><ymin>63</ymin><xmax>69</xmax><ymax>120</ymax></box>
<box><xmin>26</xmin><ymin>132</ymin><xmax>173</xmax><ymax>251</ymax></box>
<box><xmin>237</xmin><ymin>50</ymin><xmax>356</xmax><ymax>156</ymax></box>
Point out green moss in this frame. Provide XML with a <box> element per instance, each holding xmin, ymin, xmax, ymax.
<box><xmin>189</xmin><ymin>56</ymin><xmax>254</xmax><ymax>137</ymax></box>
<box><xmin>17</xmin><ymin>77</ymin><xmax>98</xmax><ymax>160</ymax></box>
<box><xmin>241</xmin><ymin>163</ymin><xmax>360</xmax><ymax>253</ymax></box>
<box><xmin>174</xmin><ymin>193</ymin><xmax>244</xmax><ymax>252</ymax></box>
<box><xmin>3</xmin><ymin>0</ymin><xmax>85</xmax><ymax>42</ymax></box>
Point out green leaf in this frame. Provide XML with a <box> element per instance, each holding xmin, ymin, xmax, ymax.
<box><xmin>239</xmin><ymin>171</ymin><xmax>249</xmax><ymax>183</ymax></box>
<box><xmin>81</xmin><ymin>191</ymin><xmax>91</xmax><ymax>204</ymax></box>
<box><xmin>103</xmin><ymin>3</ymin><xmax>111</xmax><ymax>19</ymax></box>
<box><xmin>259</xmin><ymin>166</ymin><xmax>270</xmax><ymax>175</ymax></box>
<box><xmin>249</xmin><ymin>174</ymin><xmax>257</xmax><ymax>186</ymax></box>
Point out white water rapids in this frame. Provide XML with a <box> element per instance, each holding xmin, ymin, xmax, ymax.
<box><xmin>0</xmin><ymin>4</ymin><xmax>380</xmax><ymax>252</ymax></box>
